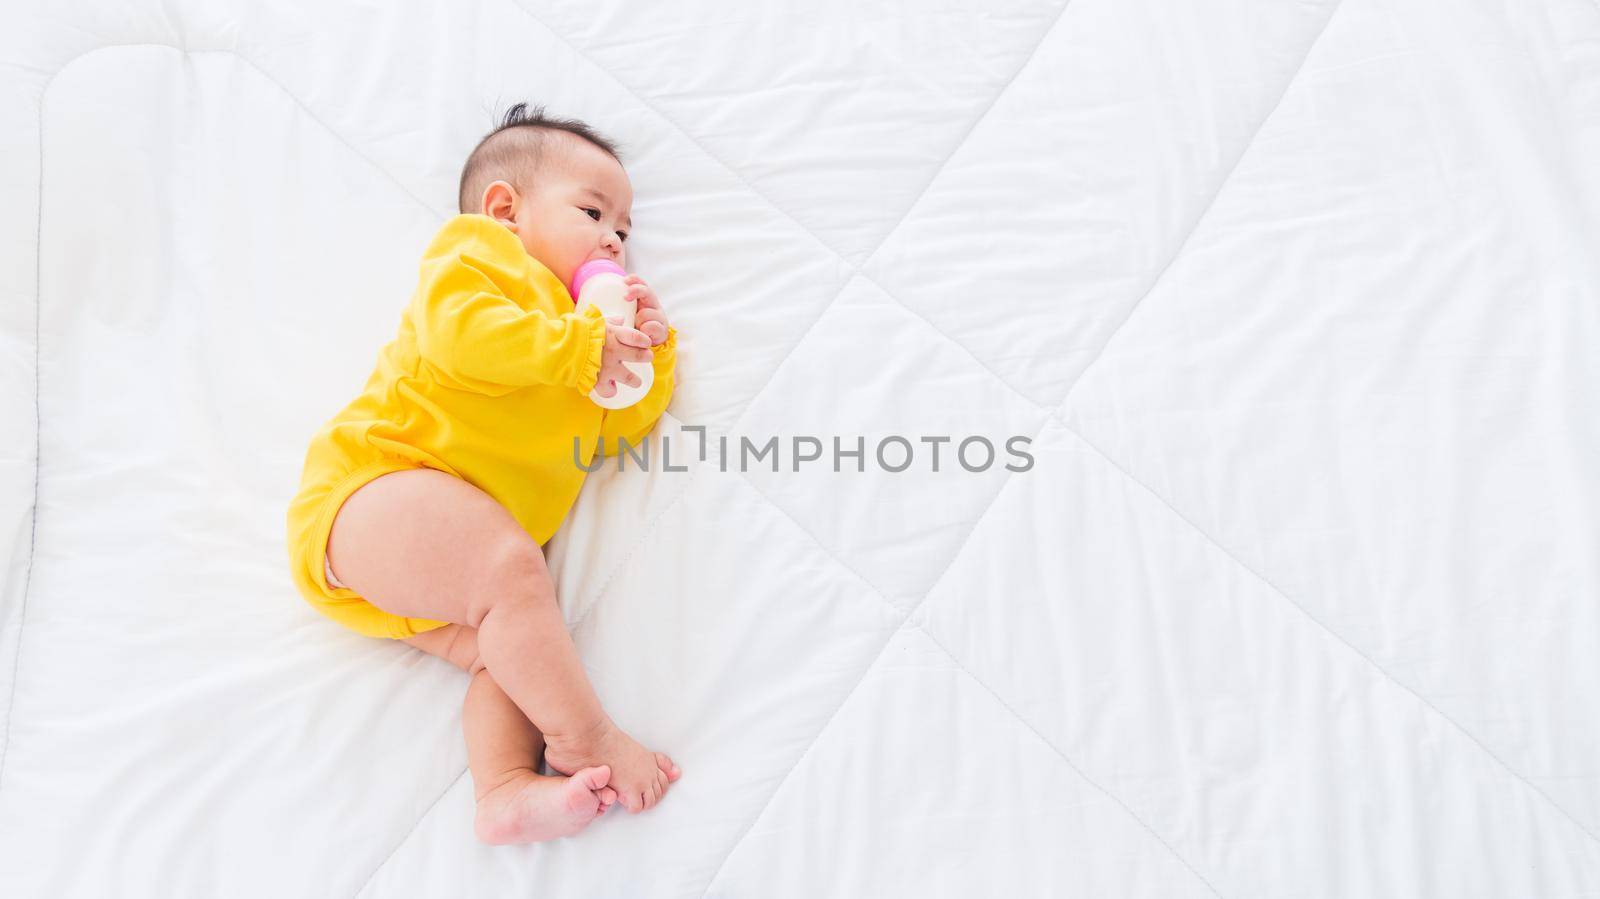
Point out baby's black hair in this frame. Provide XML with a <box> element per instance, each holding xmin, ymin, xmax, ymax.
<box><xmin>457</xmin><ymin>103</ymin><xmax>624</xmax><ymax>214</ymax></box>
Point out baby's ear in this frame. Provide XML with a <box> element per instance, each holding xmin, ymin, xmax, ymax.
<box><xmin>481</xmin><ymin>180</ymin><xmax>519</xmax><ymax>228</ymax></box>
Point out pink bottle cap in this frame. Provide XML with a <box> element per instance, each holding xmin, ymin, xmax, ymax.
<box><xmin>569</xmin><ymin>259</ymin><xmax>627</xmax><ymax>300</ymax></box>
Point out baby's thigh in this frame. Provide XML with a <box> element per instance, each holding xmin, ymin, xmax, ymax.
<box><xmin>326</xmin><ymin>467</ymin><xmax>550</xmax><ymax>627</ymax></box>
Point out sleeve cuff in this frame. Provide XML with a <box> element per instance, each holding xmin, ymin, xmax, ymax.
<box><xmin>574</xmin><ymin>304</ymin><xmax>607</xmax><ymax>394</ymax></box>
<box><xmin>651</xmin><ymin>326</ymin><xmax>678</xmax><ymax>371</ymax></box>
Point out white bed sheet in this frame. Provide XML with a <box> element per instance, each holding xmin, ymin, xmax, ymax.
<box><xmin>3</xmin><ymin>0</ymin><xmax>1599</xmax><ymax>896</ymax></box>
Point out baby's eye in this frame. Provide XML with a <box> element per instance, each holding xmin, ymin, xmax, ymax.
<box><xmin>583</xmin><ymin>207</ymin><xmax>601</xmax><ymax>221</ymax></box>
<box><xmin>617</xmin><ymin>230</ymin><xmax>629</xmax><ymax>242</ymax></box>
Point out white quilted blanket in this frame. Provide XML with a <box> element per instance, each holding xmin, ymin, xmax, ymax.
<box><xmin>3</xmin><ymin>1</ymin><xmax>1600</xmax><ymax>896</ymax></box>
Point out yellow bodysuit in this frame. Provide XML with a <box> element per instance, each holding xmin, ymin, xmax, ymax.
<box><xmin>285</xmin><ymin>214</ymin><xmax>678</xmax><ymax>639</ymax></box>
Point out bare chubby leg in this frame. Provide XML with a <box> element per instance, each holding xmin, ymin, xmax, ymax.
<box><xmin>326</xmin><ymin>468</ymin><xmax>679</xmax><ymax>815</ymax></box>
<box><xmin>403</xmin><ymin>623</ymin><xmax>616</xmax><ymax>842</ymax></box>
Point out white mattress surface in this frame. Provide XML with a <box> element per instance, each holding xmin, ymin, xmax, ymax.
<box><xmin>3</xmin><ymin>0</ymin><xmax>1600</xmax><ymax>896</ymax></box>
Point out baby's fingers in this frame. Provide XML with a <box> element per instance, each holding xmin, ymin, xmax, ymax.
<box><xmin>616</xmin><ymin>344</ymin><xmax>652</xmax><ymax>364</ymax></box>
<box><xmin>606</xmin><ymin>316</ymin><xmax>651</xmax><ymax>349</ymax></box>
<box><xmin>628</xmin><ymin>284</ymin><xmax>662</xmax><ymax>311</ymax></box>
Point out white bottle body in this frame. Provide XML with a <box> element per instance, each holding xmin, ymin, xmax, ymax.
<box><xmin>573</xmin><ymin>270</ymin><xmax>653</xmax><ymax>410</ymax></box>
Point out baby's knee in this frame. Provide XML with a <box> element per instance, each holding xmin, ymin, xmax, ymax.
<box><xmin>463</xmin><ymin>537</ymin><xmax>556</xmax><ymax>628</ymax></box>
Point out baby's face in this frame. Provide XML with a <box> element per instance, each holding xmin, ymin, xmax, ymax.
<box><xmin>506</xmin><ymin>135</ymin><xmax>634</xmax><ymax>290</ymax></box>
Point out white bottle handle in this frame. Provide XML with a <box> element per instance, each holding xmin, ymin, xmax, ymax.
<box><xmin>589</xmin><ymin>305</ymin><xmax>654</xmax><ymax>410</ymax></box>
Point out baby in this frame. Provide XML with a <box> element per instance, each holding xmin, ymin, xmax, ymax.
<box><xmin>285</xmin><ymin>104</ymin><xmax>682</xmax><ymax>844</ymax></box>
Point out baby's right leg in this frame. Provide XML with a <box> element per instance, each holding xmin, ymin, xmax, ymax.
<box><xmin>327</xmin><ymin>468</ymin><xmax>678</xmax><ymax>813</ymax></box>
<box><xmin>405</xmin><ymin>625</ymin><xmax>616</xmax><ymax>842</ymax></box>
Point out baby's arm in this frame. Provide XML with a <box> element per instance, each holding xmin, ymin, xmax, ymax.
<box><xmin>411</xmin><ymin>218</ymin><xmax>644</xmax><ymax>396</ymax></box>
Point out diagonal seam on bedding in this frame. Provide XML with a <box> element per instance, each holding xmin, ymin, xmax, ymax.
<box><xmin>351</xmin><ymin>766</ymin><xmax>471</xmax><ymax>897</ymax></box>
<box><xmin>0</xmin><ymin>45</ymin><xmax>471</xmax><ymax>894</ymax></box>
<box><xmin>502</xmin><ymin>0</ymin><xmax>1078</xmax><ymax>274</ymax></box>
<box><xmin>697</xmin><ymin>2</ymin><xmax>1349</xmax><ymax>889</ymax></box>
<box><xmin>3</xmin><ymin>40</ymin><xmax>462</xmax><ymax>796</ymax></box>
<box><xmin>699</xmin><ymin>412</ymin><xmax>1058</xmax><ymax>898</ymax></box>
<box><xmin>0</xmin><ymin>37</ymin><xmax>468</xmax><ymax>872</ymax></box>
<box><xmin>915</xmin><ymin>623</ymin><xmax>1228</xmax><ymax>898</ymax></box>
<box><xmin>0</xmin><ymin>79</ymin><xmax>47</xmax><ymax>800</ymax></box>
<box><xmin>498</xmin><ymin>0</ymin><xmax>1076</xmax><ymax>446</ymax></box>
<box><xmin>14</xmin><ymin>4</ymin><xmax>1593</xmax><ymax>894</ymax></box>
<box><xmin>280</xmin><ymin>0</ymin><xmax>1093</xmax><ymax>888</ymax></box>
<box><xmin>1051</xmin><ymin>1</ymin><xmax>1345</xmax><ymax>412</ymax></box>
<box><xmin>4</xmin><ymin>2</ymin><xmax>1330</xmax><ymax>888</ymax></box>
<box><xmin>2</xmin><ymin>14</ymin><xmax>1069</xmax><ymax>884</ymax></box>
<box><xmin>0</xmin><ymin>18</ymin><xmax>1145</xmax><ymax>892</ymax></box>
<box><xmin>1057</xmin><ymin>410</ymin><xmax>1600</xmax><ymax>851</ymax></box>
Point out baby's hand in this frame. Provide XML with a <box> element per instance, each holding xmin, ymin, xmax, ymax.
<box><xmin>625</xmin><ymin>275</ymin><xmax>671</xmax><ymax>346</ymax></box>
<box><xmin>596</xmin><ymin>317</ymin><xmax>651</xmax><ymax>398</ymax></box>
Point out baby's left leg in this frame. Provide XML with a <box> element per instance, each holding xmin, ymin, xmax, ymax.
<box><xmin>404</xmin><ymin>625</ymin><xmax>618</xmax><ymax>844</ymax></box>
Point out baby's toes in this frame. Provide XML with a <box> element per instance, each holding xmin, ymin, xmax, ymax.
<box><xmin>577</xmin><ymin>764</ymin><xmax>611</xmax><ymax>791</ymax></box>
<box><xmin>618</xmin><ymin>788</ymin><xmax>646</xmax><ymax>814</ymax></box>
<box><xmin>563</xmin><ymin>768</ymin><xmax>609</xmax><ymax>817</ymax></box>
<box><xmin>655</xmin><ymin>752</ymin><xmax>682</xmax><ymax>782</ymax></box>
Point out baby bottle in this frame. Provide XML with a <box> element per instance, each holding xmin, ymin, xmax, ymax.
<box><xmin>569</xmin><ymin>259</ymin><xmax>653</xmax><ymax>410</ymax></box>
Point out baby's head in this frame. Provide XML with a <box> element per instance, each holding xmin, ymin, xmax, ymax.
<box><xmin>457</xmin><ymin>104</ymin><xmax>633</xmax><ymax>289</ymax></box>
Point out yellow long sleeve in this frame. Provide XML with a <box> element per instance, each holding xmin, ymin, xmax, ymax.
<box><xmin>410</xmin><ymin>215</ymin><xmax>606</xmax><ymax>396</ymax></box>
<box><xmin>597</xmin><ymin>325</ymin><xmax>679</xmax><ymax>455</ymax></box>
<box><xmin>288</xmin><ymin>212</ymin><xmax>689</xmax><ymax>640</ymax></box>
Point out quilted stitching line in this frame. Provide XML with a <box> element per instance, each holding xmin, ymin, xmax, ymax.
<box><xmin>1058</xmin><ymin>410</ymin><xmax>1600</xmax><ymax>851</ymax></box>
<box><xmin>853</xmin><ymin>0</ymin><xmax>1595</xmax><ymax>869</ymax></box>
<box><xmin>425</xmin><ymin>9</ymin><xmax>1100</xmax><ymax>885</ymax></box>
<box><xmin>111</xmin><ymin>5</ymin><xmax>1067</xmax><ymax>877</ymax></box>
<box><xmin>0</xmin><ymin>68</ymin><xmax>47</xmax><ymax>795</ymax></box>
<box><xmin>352</xmin><ymin>767</ymin><xmax>471</xmax><ymax>898</ymax></box>
<box><xmin>499</xmin><ymin>0</ymin><xmax>857</xmax><ymax>259</ymax></box>
<box><xmin>502</xmin><ymin>0</ymin><xmax>1077</xmax><ymax>438</ymax></box>
<box><xmin>3</xmin><ymin>41</ymin><xmax>468</xmax><ymax>877</ymax></box>
<box><xmin>849</xmin><ymin>0</ymin><xmax>1079</xmax><ymax>274</ymax></box>
<box><xmin>359</xmin><ymin>430</ymin><xmax>1030</xmax><ymax>899</ymax></box>
<box><xmin>494</xmin><ymin>0</ymin><xmax>1358</xmax><ymax>890</ymax></box>
<box><xmin>859</xmin><ymin>270</ymin><xmax>1046</xmax><ymax>410</ymax></box>
<box><xmin>354</xmin><ymin>432</ymin><xmax>708</xmax><ymax>896</ymax></box>
<box><xmin>22</xmin><ymin>7</ymin><xmax>1582</xmax><ymax>896</ymax></box>
<box><xmin>698</xmin><ymin>412</ymin><xmax>1055</xmax><ymax>898</ymax></box>
<box><xmin>0</xmin><ymin>20</ymin><xmax>1372</xmax><ymax>899</ymax></box>
<box><xmin>726</xmin><ymin>467</ymin><xmax>896</xmax><ymax>605</ymax></box>
<box><xmin>702</xmin><ymin>3</ymin><xmax>1353</xmax><ymax>889</ymax></box>
<box><xmin>1024</xmin><ymin>0</ymin><xmax>1599</xmax><ymax>850</ymax></box>
<box><xmin>915</xmin><ymin>622</ymin><xmax>1227</xmax><ymax>898</ymax></box>
<box><xmin>1053</xmin><ymin>0</ymin><xmax>1344</xmax><ymax>411</ymax></box>
<box><xmin>503</xmin><ymin>0</ymin><xmax>1076</xmax><ymax>272</ymax></box>
<box><xmin>0</xmin><ymin>23</ymin><xmax>1131</xmax><ymax>894</ymax></box>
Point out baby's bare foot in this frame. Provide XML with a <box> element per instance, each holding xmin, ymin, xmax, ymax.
<box><xmin>544</xmin><ymin>720</ymin><xmax>681</xmax><ymax>814</ymax></box>
<box><xmin>474</xmin><ymin>765</ymin><xmax>614</xmax><ymax>845</ymax></box>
